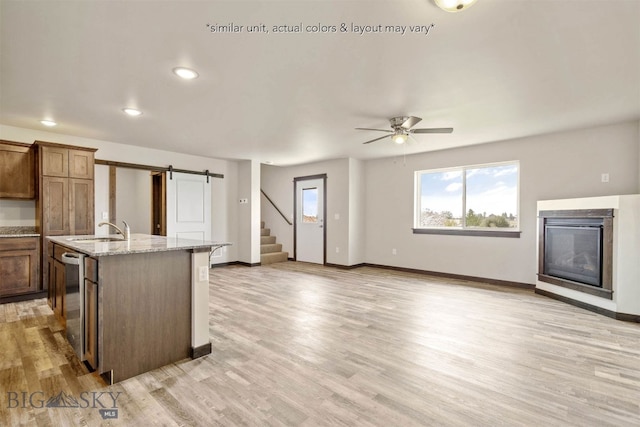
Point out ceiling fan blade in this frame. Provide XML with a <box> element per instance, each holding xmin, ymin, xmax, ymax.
<box><xmin>400</xmin><ymin>116</ymin><xmax>422</xmax><ymax>129</ymax></box>
<box><xmin>355</xmin><ymin>128</ymin><xmax>392</xmax><ymax>133</ymax></box>
<box><xmin>362</xmin><ymin>134</ymin><xmax>391</xmax><ymax>144</ymax></box>
<box><xmin>411</xmin><ymin>128</ymin><xmax>454</xmax><ymax>134</ymax></box>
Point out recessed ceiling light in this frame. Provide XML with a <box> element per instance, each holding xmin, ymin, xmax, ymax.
<box><xmin>122</xmin><ymin>108</ymin><xmax>143</xmax><ymax>117</ymax></box>
<box><xmin>172</xmin><ymin>67</ymin><xmax>199</xmax><ymax>80</ymax></box>
<box><xmin>40</xmin><ymin>120</ymin><xmax>57</xmax><ymax>127</ymax></box>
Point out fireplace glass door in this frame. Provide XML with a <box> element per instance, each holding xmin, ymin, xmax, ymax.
<box><xmin>543</xmin><ymin>221</ymin><xmax>603</xmax><ymax>287</ymax></box>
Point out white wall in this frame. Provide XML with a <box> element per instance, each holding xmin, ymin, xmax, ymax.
<box><xmin>348</xmin><ymin>158</ymin><xmax>365</xmax><ymax>265</ymax></box>
<box><xmin>0</xmin><ymin>124</ymin><xmax>239</xmax><ymax>263</ymax></box>
<box><xmin>237</xmin><ymin>160</ymin><xmax>261</xmax><ymax>264</ymax></box>
<box><xmin>364</xmin><ymin>120</ymin><xmax>640</xmax><ymax>284</ymax></box>
<box><xmin>261</xmin><ymin>158</ymin><xmax>364</xmax><ymax>266</ymax></box>
<box><xmin>0</xmin><ymin>199</ymin><xmax>35</xmax><ymax>226</ymax></box>
<box><xmin>115</xmin><ymin>168</ymin><xmax>152</xmax><ymax>234</ymax></box>
<box><xmin>94</xmin><ymin>165</ymin><xmax>110</xmax><ymax>235</ymax></box>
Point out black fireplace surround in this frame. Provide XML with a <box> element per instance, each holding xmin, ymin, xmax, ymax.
<box><xmin>538</xmin><ymin>209</ymin><xmax>613</xmax><ymax>300</ymax></box>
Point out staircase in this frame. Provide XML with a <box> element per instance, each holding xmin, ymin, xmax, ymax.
<box><xmin>261</xmin><ymin>221</ymin><xmax>289</xmax><ymax>265</ymax></box>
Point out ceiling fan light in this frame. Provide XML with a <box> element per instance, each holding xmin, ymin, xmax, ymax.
<box><xmin>392</xmin><ymin>133</ymin><xmax>408</xmax><ymax>144</ymax></box>
<box><xmin>434</xmin><ymin>0</ymin><xmax>478</xmax><ymax>12</ymax></box>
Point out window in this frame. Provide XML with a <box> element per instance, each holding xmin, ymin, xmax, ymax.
<box><xmin>302</xmin><ymin>187</ymin><xmax>318</xmax><ymax>223</ymax></box>
<box><xmin>414</xmin><ymin>161</ymin><xmax>519</xmax><ymax>235</ymax></box>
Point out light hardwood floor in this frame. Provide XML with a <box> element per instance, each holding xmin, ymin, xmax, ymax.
<box><xmin>1</xmin><ymin>262</ymin><xmax>639</xmax><ymax>426</ymax></box>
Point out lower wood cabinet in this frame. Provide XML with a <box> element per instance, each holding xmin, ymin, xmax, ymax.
<box><xmin>84</xmin><ymin>256</ymin><xmax>98</xmax><ymax>369</ymax></box>
<box><xmin>0</xmin><ymin>237</ymin><xmax>39</xmax><ymax>298</ymax></box>
<box><xmin>47</xmin><ymin>243</ymin><xmax>67</xmax><ymax>320</ymax></box>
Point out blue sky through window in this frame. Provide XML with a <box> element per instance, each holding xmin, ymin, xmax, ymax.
<box><xmin>420</xmin><ymin>164</ymin><xmax>518</xmax><ymax>219</ymax></box>
<box><xmin>302</xmin><ymin>187</ymin><xmax>318</xmax><ymax>219</ymax></box>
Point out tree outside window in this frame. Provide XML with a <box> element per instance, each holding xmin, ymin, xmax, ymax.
<box><xmin>415</xmin><ymin>162</ymin><xmax>519</xmax><ymax>230</ymax></box>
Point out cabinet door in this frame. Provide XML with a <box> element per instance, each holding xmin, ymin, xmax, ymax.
<box><xmin>69</xmin><ymin>150</ymin><xmax>94</xmax><ymax>180</ymax></box>
<box><xmin>0</xmin><ymin>238</ymin><xmax>39</xmax><ymax>297</ymax></box>
<box><xmin>53</xmin><ymin>259</ymin><xmax>65</xmax><ymax>318</ymax></box>
<box><xmin>47</xmin><ymin>255</ymin><xmax>55</xmax><ymax>307</ymax></box>
<box><xmin>41</xmin><ymin>146</ymin><xmax>68</xmax><ymax>177</ymax></box>
<box><xmin>84</xmin><ymin>279</ymin><xmax>98</xmax><ymax>369</ymax></box>
<box><xmin>42</xmin><ymin>177</ymin><xmax>69</xmax><ymax>235</ymax></box>
<box><xmin>0</xmin><ymin>142</ymin><xmax>35</xmax><ymax>199</ymax></box>
<box><xmin>69</xmin><ymin>179</ymin><xmax>94</xmax><ymax>235</ymax></box>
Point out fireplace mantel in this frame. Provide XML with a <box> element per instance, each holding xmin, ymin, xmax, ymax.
<box><xmin>536</xmin><ymin>195</ymin><xmax>640</xmax><ymax>322</ymax></box>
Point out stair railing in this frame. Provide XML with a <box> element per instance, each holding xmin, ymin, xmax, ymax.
<box><xmin>261</xmin><ymin>189</ymin><xmax>293</xmax><ymax>226</ymax></box>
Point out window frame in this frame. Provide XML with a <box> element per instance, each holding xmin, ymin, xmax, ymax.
<box><xmin>413</xmin><ymin>160</ymin><xmax>521</xmax><ymax>238</ymax></box>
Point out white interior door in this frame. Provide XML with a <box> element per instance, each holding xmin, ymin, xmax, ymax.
<box><xmin>295</xmin><ymin>177</ymin><xmax>324</xmax><ymax>264</ymax></box>
<box><xmin>166</xmin><ymin>172</ymin><xmax>211</xmax><ymax>241</ymax></box>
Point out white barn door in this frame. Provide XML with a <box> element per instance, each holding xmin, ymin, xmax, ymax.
<box><xmin>166</xmin><ymin>172</ymin><xmax>211</xmax><ymax>241</ymax></box>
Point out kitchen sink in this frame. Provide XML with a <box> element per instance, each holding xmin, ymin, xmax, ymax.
<box><xmin>67</xmin><ymin>237</ymin><xmax>125</xmax><ymax>243</ymax></box>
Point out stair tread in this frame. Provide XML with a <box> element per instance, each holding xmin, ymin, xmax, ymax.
<box><xmin>261</xmin><ymin>251</ymin><xmax>289</xmax><ymax>265</ymax></box>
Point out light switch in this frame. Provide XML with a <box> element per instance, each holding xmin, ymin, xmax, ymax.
<box><xmin>102</xmin><ymin>211</ymin><xmax>109</xmax><ymax>220</ymax></box>
<box><xmin>601</xmin><ymin>173</ymin><xmax>609</xmax><ymax>183</ymax></box>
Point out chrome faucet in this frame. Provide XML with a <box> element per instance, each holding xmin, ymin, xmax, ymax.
<box><xmin>98</xmin><ymin>220</ymin><xmax>130</xmax><ymax>241</ymax></box>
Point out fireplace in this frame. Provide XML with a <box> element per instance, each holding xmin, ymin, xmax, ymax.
<box><xmin>538</xmin><ymin>209</ymin><xmax>613</xmax><ymax>299</ymax></box>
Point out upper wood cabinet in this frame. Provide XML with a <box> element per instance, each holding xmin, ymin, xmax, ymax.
<box><xmin>40</xmin><ymin>145</ymin><xmax>69</xmax><ymax>177</ymax></box>
<box><xmin>0</xmin><ymin>140</ymin><xmax>35</xmax><ymax>199</ymax></box>
<box><xmin>69</xmin><ymin>149</ymin><xmax>94</xmax><ymax>179</ymax></box>
<box><xmin>39</xmin><ymin>144</ymin><xmax>95</xmax><ymax>179</ymax></box>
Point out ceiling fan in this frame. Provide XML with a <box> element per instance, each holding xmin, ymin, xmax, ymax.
<box><xmin>356</xmin><ymin>116</ymin><xmax>453</xmax><ymax>145</ymax></box>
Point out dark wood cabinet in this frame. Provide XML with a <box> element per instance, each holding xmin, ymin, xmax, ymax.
<box><xmin>69</xmin><ymin>179</ymin><xmax>94</xmax><ymax>235</ymax></box>
<box><xmin>36</xmin><ymin>141</ymin><xmax>97</xmax><ymax>293</ymax></box>
<box><xmin>40</xmin><ymin>145</ymin><xmax>69</xmax><ymax>178</ymax></box>
<box><xmin>0</xmin><ymin>237</ymin><xmax>39</xmax><ymax>297</ymax></box>
<box><xmin>48</xmin><ymin>243</ymin><xmax>68</xmax><ymax>320</ymax></box>
<box><xmin>69</xmin><ymin>149</ymin><xmax>94</xmax><ymax>180</ymax></box>
<box><xmin>84</xmin><ymin>255</ymin><xmax>98</xmax><ymax>369</ymax></box>
<box><xmin>42</xmin><ymin>177</ymin><xmax>70</xmax><ymax>236</ymax></box>
<box><xmin>0</xmin><ymin>140</ymin><xmax>35</xmax><ymax>199</ymax></box>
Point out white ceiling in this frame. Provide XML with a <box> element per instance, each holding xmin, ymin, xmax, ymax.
<box><xmin>1</xmin><ymin>0</ymin><xmax>639</xmax><ymax>166</ymax></box>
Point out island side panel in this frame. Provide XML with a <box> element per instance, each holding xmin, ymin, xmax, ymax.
<box><xmin>98</xmin><ymin>250</ymin><xmax>191</xmax><ymax>383</ymax></box>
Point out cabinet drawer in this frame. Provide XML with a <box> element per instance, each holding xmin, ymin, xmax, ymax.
<box><xmin>0</xmin><ymin>237</ymin><xmax>38</xmax><ymax>252</ymax></box>
<box><xmin>84</xmin><ymin>257</ymin><xmax>98</xmax><ymax>282</ymax></box>
<box><xmin>53</xmin><ymin>244</ymin><xmax>77</xmax><ymax>262</ymax></box>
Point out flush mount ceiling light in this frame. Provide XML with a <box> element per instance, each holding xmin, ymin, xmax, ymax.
<box><xmin>172</xmin><ymin>67</ymin><xmax>199</xmax><ymax>80</ymax></box>
<box><xmin>122</xmin><ymin>108</ymin><xmax>142</xmax><ymax>117</ymax></box>
<box><xmin>40</xmin><ymin>119</ymin><xmax>57</xmax><ymax>127</ymax></box>
<box><xmin>434</xmin><ymin>0</ymin><xmax>478</xmax><ymax>12</ymax></box>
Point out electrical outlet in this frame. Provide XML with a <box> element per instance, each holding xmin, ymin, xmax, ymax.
<box><xmin>336</xmin><ymin>247</ymin><xmax>340</xmax><ymax>253</ymax></box>
<box><xmin>601</xmin><ymin>173</ymin><xmax>609</xmax><ymax>183</ymax></box>
<box><xmin>198</xmin><ymin>266</ymin><xmax>209</xmax><ymax>282</ymax></box>
<box><xmin>392</xmin><ymin>248</ymin><xmax>397</xmax><ymax>255</ymax></box>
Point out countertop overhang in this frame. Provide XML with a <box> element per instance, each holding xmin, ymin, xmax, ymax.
<box><xmin>47</xmin><ymin>234</ymin><xmax>230</xmax><ymax>257</ymax></box>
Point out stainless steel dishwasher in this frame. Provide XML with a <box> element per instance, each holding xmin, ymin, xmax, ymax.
<box><xmin>60</xmin><ymin>251</ymin><xmax>85</xmax><ymax>361</ymax></box>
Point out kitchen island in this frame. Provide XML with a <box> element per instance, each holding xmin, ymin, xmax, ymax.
<box><xmin>47</xmin><ymin>233</ymin><xmax>229</xmax><ymax>383</ymax></box>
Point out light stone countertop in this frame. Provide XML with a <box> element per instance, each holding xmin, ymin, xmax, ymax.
<box><xmin>47</xmin><ymin>233</ymin><xmax>230</xmax><ymax>257</ymax></box>
<box><xmin>0</xmin><ymin>226</ymin><xmax>39</xmax><ymax>238</ymax></box>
